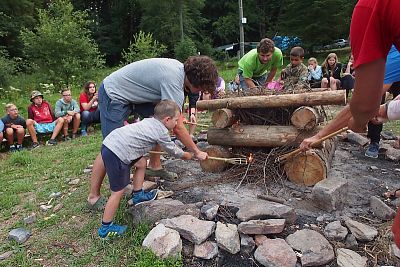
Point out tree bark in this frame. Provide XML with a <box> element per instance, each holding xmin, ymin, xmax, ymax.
<box><xmin>290</xmin><ymin>106</ymin><xmax>322</xmax><ymax>130</ymax></box>
<box><xmin>199</xmin><ymin>145</ymin><xmax>232</xmax><ymax>173</ymax></box>
<box><xmin>211</xmin><ymin>108</ymin><xmax>238</xmax><ymax>129</ymax></box>
<box><xmin>196</xmin><ymin>90</ymin><xmax>346</xmax><ymax>110</ymax></box>
<box><xmin>207</xmin><ymin>125</ymin><xmax>321</xmax><ymax>147</ymax></box>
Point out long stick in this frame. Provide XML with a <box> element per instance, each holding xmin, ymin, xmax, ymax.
<box><xmin>183</xmin><ymin>121</ymin><xmax>209</xmax><ymax>127</ymax></box>
<box><xmin>276</xmin><ymin>127</ymin><xmax>348</xmax><ymax>162</ymax></box>
<box><xmin>148</xmin><ymin>151</ymin><xmax>245</xmax><ymax>164</ymax></box>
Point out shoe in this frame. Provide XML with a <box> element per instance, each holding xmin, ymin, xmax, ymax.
<box><xmin>365</xmin><ymin>142</ymin><xmax>379</xmax><ymax>158</ymax></box>
<box><xmin>16</xmin><ymin>144</ymin><xmax>24</xmax><ymax>151</ymax></box>
<box><xmin>30</xmin><ymin>142</ymin><xmax>40</xmax><ymax>149</ymax></box>
<box><xmin>81</xmin><ymin>130</ymin><xmax>88</xmax><ymax>137</ymax></box>
<box><xmin>98</xmin><ymin>223</ymin><xmax>127</xmax><ymax>239</ymax></box>
<box><xmin>128</xmin><ymin>189</ymin><xmax>158</xmax><ymax>206</ymax></box>
<box><xmin>71</xmin><ymin>133</ymin><xmax>77</xmax><ymax>139</ymax></box>
<box><xmin>62</xmin><ymin>135</ymin><xmax>71</xmax><ymax>141</ymax></box>
<box><xmin>46</xmin><ymin>139</ymin><xmax>57</xmax><ymax>146</ymax></box>
<box><xmin>9</xmin><ymin>144</ymin><xmax>16</xmax><ymax>152</ymax></box>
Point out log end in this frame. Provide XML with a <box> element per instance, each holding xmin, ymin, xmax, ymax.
<box><xmin>199</xmin><ymin>145</ymin><xmax>232</xmax><ymax>173</ymax></box>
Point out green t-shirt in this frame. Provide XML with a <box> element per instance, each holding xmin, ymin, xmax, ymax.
<box><xmin>238</xmin><ymin>48</ymin><xmax>283</xmax><ymax>78</ymax></box>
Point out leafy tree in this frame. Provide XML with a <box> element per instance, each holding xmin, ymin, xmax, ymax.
<box><xmin>174</xmin><ymin>37</ymin><xmax>197</xmax><ymax>62</ymax></box>
<box><xmin>0</xmin><ymin>48</ymin><xmax>15</xmax><ymax>86</ymax></box>
<box><xmin>121</xmin><ymin>31</ymin><xmax>167</xmax><ymax>65</ymax></box>
<box><xmin>20</xmin><ymin>0</ymin><xmax>104</xmax><ymax>88</ymax></box>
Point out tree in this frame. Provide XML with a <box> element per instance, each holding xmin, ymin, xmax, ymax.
<box><xmin>0</xmin><ymin>48</ymin><xmax>15</xmax><ymax>86</ymax></box>
<box><xmin>174</xmin><ymin>37</ymin><xmax>197</xmax><ymax>62</ymax></box>
<box><xmin>121</xmin><ymin>31</ymin><xmax>166</xmax><ymax>65</ymax></box>
<box><xmin>20</xmin><ymin>0</ymin><xmax>104</xmax><ymax>88</ymax></box>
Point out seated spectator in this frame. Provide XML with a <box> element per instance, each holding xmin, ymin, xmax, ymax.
<box><xmin>79</xmin><ymin>81</ymin><xmax>100</xmax><ymax>136</ymax></box>
<box><xmin>2</xmin><ymin>103</ymin><xmax>26</xmax><ymax>152</ymax></box>
<box><xmin>307</xmin><ymin>57</ymin><xmax>322</xmax><ymax>88</ymax></box>
<box><xmin>321</xmin><ymin>53</ymin><xmax>342</xmax><ymax>90</ymax></box>
<box><xmin>26</xmin><ymin>90</ymin><xmax>65</xmax><ymax>147</ymax></box>
<box><xmin>340</xmin><ymin>54</ymin><xmax>355</xmax><ymax>98</ymax></box>
<box><xmin>55</xmin><ymin>88</ymin><xmax>81</xmax><ymax>140</ymax></box>
<box><xmin>281</xmin><ymin>46</ymin><xmax>310</xmax><ymax>90</ymax></box>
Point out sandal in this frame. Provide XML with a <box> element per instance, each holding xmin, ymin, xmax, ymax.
<box><xmin>87</xmin><ymin>196</ymin><xmax>107</xmax><ymax>211</ymax></box>
<box><xmin>145</xmin><ymin>168</ymin><xmax>178</xmax><ymax>181</ymax></box>
<box><xmin>383</xmin><ymin>189</ymin><xmax>400</xmax><ymax>200</ymax></box>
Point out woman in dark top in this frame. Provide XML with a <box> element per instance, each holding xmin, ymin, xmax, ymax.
<box><xmin>341</xmin><ymin>54</ymin><xmax>355</xmax><ymax>98</ymax></box>
<box><xmin>321</xmin><ymin>53</ymin><xmax>342</xmax><ymax>90</ymax></box>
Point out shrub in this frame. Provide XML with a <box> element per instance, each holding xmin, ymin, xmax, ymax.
<box><xmin>174</xmin><ymin>37</ymin><xmax>197</xmax><ymax>62</ymax></box>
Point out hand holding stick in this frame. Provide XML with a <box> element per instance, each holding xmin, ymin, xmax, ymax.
<box><xmin>149</xmin><ymin>151</ymin><xmax>247</xmax><ymax>165</ymax></box>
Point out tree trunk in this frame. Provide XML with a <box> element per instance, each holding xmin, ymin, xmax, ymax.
<box><xmin>283</xmin><ymin>138</ymin><xmax>337</xmax><ymax>186</ymax></box>
<box><xmin>196</xmin><ymin>90</ymin><xmax>346</xmax><ymax>110</ymax></box>
<box><xmin>211</xmin><ymin>108</ymin><xmax>238</xmax><ymax>129</ymax></box>
<box><xmin>290</xmin><ymin>106</ymin><xmax>322</xmax><ymax>130</ymax></box>
<box><xmin>207</xmin><ymin>125</ymin><xmax>321</xmax><ymax>147</ymax></box>
<box><xmin>199</xmin><ymin>145</ymin><xmax>232</xmax><ymax>173</ymax></box>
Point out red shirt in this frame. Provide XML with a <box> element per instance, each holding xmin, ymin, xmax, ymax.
<box><xmin>350</xmin><ymin>0</ymin><xmax>400</xmax><ymax>68</ymax></box>
<box><xmin>28</xmin><ymin>101</ymin><xmax>55</xmax><ymax>123</ymax></box>
<box><xmin>79</xmin><ymin>92</ymin><xmax>97</xmax><ymax>112</ymax></box>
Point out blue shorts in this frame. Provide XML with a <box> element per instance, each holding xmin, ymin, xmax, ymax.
<box><xmin>101</xmin><ymin>145</ymin><xmax>141</xmax><ymax>192</ymax></box>
<box><xmin>34</xmin><ymin>122</ymin><xmax>56</xmax><ymax>134</ymax></box>
<box><xmin>384</xmin><ymin>46</ymin><xmax>400</xmax><ymax>84</ymax></box>
<box><xmin>98</xmin><ymin>83</ymin><xmax>155</xmax><ymax>138</ymax></box>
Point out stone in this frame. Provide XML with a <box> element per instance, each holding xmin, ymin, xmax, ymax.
<box><xmin>391</xmin><ymin>243</ymin><xmax>400</xmax><ymax>258</ymax></box>
<box><xmin>344</xmin><ymin>219</ymin><xmax>378</xmax><ymax>242</ymax></box>
<box><xmin>236</xmin><ymin>200</ymin><xmax>296</xmax><ymax>224</ymax></box>
<box><xmin>39</xmin><ymin>204</ymin><xmax>53</xmax><ymax>212</ymax></box>
<box><xmin>370</xmin><ymin>166</ymin><xmax>378</xmax><ymax>170</ymax></box>
<box><xmin>23</xmin><ymin>214</ymin><xmax>36</xmax><ymax>224</ymax></box>
<box><xmin>49</xmin><ymin>192</ymin><xmax>62</xmax><ymax>198</ymax></box>
<box><xmin>386</xmin><ymin>147</ymin><xmax>400</xmax><ymax>161</ymax></box>
<box><xmin>68</xmin><ymin>178</ymin><xmax>80</xmax><ymax>185</ymax></box>
<box><xmin>200</xmin><ymin>203</ymin><xmax>219</xmax><ymax>220</ymax></box>
<box><xmin>345</xmin><ymin>234</ymin><xmax>358</xmax><ymax>249</ymax></box>
<box><xmin>8</xmin><ymin>228</ymin><xmax>31</xmax><ymax>243</ymax></box>
<box><xmin>159</xmin><ymin>215</ymin><xmax>215</xmax><ymax>245</ymax></box>
<box><xmin>238</xmin><ymin>219</ymin><xmax>285</xmax><ymax>235</ymax></box>
<box><xmin>240</xmin><ymin>234</ymin><xmax>255</xmax><ymax>254</ymax></box>
<box><xmin>53</xmin><ymin>203</ymin><xmax>63</xmax><ymax>212</ymax></box>
<box><xmin>254</xmin><ymin>235</ymin><xmax>268</xmax><ymax>247</ymax></box>
<box><xmin>254</xmin><ymin>238</ymin><xmax>297</xmax><ymax>267</ymax></box>
<box><xmin>311</xmin><ymin>178</ymin><xmax>348</xmax><ymax>211</ymax></box>
<box><xmin>336</xmin><ymin>248</ymin><xmax>367</xmax><ymax>267</ymax></box>
<box><xmin>83</xmin><ymin>168</ymin><xmax>92</xmax><ymax>174</ymax></box>
<box><xmin>129</xmin><ymin>198</ymin><xmax>200</xmax><ymax>225</ymax></box>
<box><xmin>215</xmin><ymin>222</ymin><xmax>240</xmax><ymax>254</ymax></box>
<box><xmin>0</xmin><ymin>251</ymin><xmax>13</xmax><ymax>260</ymax></box>
<box><xmin>142</xmin><ymin>223</ymin><xmax>182</xmax><ymax>259</ymax></box>
<box><xmin>193</xmin><ymin>241</ymin><xmax>218</xmax><ymax>259</ymax></box>
<box><xmin>370</xmin><ymin>196</ymin><xmax>396</xmax><ymax>220</ymax></box>
<box><xmin>324</xmin><ymin>221</ymin><xmax>348</xmax><ymax>241</ymax></box>
<box><xmin>286</xmin><ymin>229</ymin><xmax>335</xmax><ymax>266</ymax></box>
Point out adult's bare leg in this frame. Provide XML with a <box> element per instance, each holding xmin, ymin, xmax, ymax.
<box><xmin>87</xmin><ymin>153</ymin><xmax>107</xmax><ymax>204</ymax></box>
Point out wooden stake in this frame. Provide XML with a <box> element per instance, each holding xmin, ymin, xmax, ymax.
<box><xmin>183</xmin><ymin>121</ymin><xmax>209</xmax><ymax>127</ymax></box>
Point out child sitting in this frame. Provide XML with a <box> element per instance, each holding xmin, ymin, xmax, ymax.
<box><xmin>281</xmin><ymin>46</ymin><xmax>310</xmax><ymax>90</ymax></box>
<box><xmin>307</xmin><ymin>57</ymin><xmax>323</xmax><ymax>88</ymax></box>
<box><xmin>321</xmin><ymin>53</ymin><xmax>342</xmax><ymax>90</ymax></box>
<box><xmin>2</xmin><ymin>103</ymin><xmax>26</xmax><ymax>152</ymax></box>
<box><xmin>54</xmin><ymin>88</ymin><xmax>81</xmax><ymax>140</ymax></box>
<box><xmin>98</xmin><ymin>99</ymin><xmax>192</xmax><ymax>239</ymax></box>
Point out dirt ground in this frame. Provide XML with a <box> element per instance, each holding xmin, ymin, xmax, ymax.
<box><xmin>161</xmin><ymin>139</ymin><xmax>400</xmax><ymax>267</ymax></box>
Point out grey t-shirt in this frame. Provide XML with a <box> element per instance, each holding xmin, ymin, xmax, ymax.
<box><xmin>103</xmin><ymin>58</ymin><xmax>185</xmax><ymax>109</ymax></box>
<box><xmin>103</xmin><ymin>117</ymin><xmax>184</xmax><ymax>164</ymax></box>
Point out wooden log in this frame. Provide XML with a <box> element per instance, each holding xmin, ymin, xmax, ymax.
<box><xmin>290</xmin><ymin>106</ymin><xmax>322</xmax><ymax>130</ymax></box>
<box><xmin>197</xmin><ymin>90</ymin><xmax>346</xmax><ymax>110</ymax></box>
<box><xmin>283</xmin><ymin>138</ymin><xmax>337</xmax><ymax>186</ymax></box>
<box><xmin>200</xmin><ymin>145</ymin><xmax>232</xmax><ymax>172</ymax></box>
<box><xmin>346</xmin><ymin>130</ymin><xmax>369</xmax><ymax>147</ymax></box>
<box><xmin>211</xmin><ymin>108</ymin><xmax>238</xmax><ymax>129</ymax></box>
<box><xmin>207</xmin><ymin>125</ymin><xmax>321</xmax><ymax>147</ymax></box>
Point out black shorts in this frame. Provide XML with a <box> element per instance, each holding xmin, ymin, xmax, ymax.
<box><xmin>101</xmin><ymin>145</ymin><xmax>141</xmax><ymax>192</ymax></box>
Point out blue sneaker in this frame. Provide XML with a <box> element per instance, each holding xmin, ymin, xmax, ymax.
<box><xmin>128</xmin><ymin>189</ymin><xmax>158</xmax><ymax>206</ymax></box>
<box><xmin>81</xmin><ymin>130</ymin><xmax>88</xmax><ymax>137</ymax></box>
<box><xmin>365</xmin><ymin>142</ymin><xmax>379</xmax><ymax>158</ymax></box>
<box><xmin>98</xmin><ymin>223</ymin><xmax>127</xmax><ymax>239</ymax></box>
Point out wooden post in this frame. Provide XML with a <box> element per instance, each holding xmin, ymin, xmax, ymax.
<box><xmin>211</xmin><ymin>108</ymin><xmax>238</xmax><ymax>129</ymax></box>
<box><xmin>290</xmin><ymin>106</ymin><xmax>322</xmax><ymax>130</ymax></box>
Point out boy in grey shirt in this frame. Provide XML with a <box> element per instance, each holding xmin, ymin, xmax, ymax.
<box><xmin>98</xmin><ymin>100</ymin><xmax>192</xmax><ymax>239</ymax></box>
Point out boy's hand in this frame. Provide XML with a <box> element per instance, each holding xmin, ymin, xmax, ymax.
<box><xmin>181</xmin><ymin>152</ymin><xmax>192</xmax><ymax>160</ymax></box>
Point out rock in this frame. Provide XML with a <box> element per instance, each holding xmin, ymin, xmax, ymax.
<box><xmin>49</xmin><ymin>192</ymin><xmax>62</xmax><ymax>198</ymax></box>
<box><xmin>370</xmin><ymin>166</ymin><xmax>378</xmax><ymax>170</ymax></box>
<box><xmin>238</xmin><ymin>219</ymin><xmax>285</xmax><ymax>235</ymax></box>
<box><xmin>197</xmin><ymin>133</ymin><xmax>207</xmax><ymax>142</ymax></box>
<box><xmin>68</xmin><ymin>178</ymin><xmax>80</xmax><ymax>185</ymax></box>
<box><xmin>8</xmin><ymin>228</ymin><xmax>31</xmax><ymax>243</ymax></box>
<box><xmin>193</xmin><ymin>241</ymin><xmax>218</xmax><ymax>259</ymax></box>
<box><xmin>200</xmin><ymin>203</ymin><xmax>219</xmax><ymax>220</ymax></box>
<box><xmin>286</xmin><ymin>229</ymin><xmax>335</xmax><ymax>266</ymax></box>
<box><xmin>39</xmin><ymin>204</ymin><xmax>53</xmax><ymax>212</ymax></box>
<box><xmin>344</xmin><ymin>219</ymin><xmax>378</xmax><ymax>242</ymax></box>
<box><xmin>254</xmin><ymin>235</ymin><xmax>268</xmax><ymax>247</ymax></box>
<box><xmin>386</xmin><ymin>147</ymin><xmax>400</xmax><ymax>161</ymax></box>
<box><xmin>0</xmin><ymin>251</ymin><xmax>13</xmax><ymax>260</ymax></box>
<box><xmin>215</xmin><ymin>222</ymin><xmax>240</xmax><ymax>254</ymax></box>
<box><xmin>391</xmin><ymin>243</ymin><xmax>400</xmax><ymax>258</ymax></box>
<box><xmin>254</xmin><ymin>238</ymin><xmax>297</xmax><ymax>267</ymax></box>
<box><xmin>240</xmin><ymin>234</ymin><xmax>255</xmax><ymax>254</ymax></box>
<box><xmin>83</xmin><ymin>168</ymin><xmax>92</xmax><ymax>174</ymax></box>
<box><xmin>143</xmin><ymin>181</ymin><xmax>158</xmax><ymax>191</ymax></box>
<box><xmin>159</xmin><ymin>215</ymin><xmax>215</xmax><ymax>245</ymax></box>
<box><xmin>129</xmin><ymin>198</ymin><xmax>200</xmax><ymax>225</ymax></box>
<box><xmin>324</xmin><ymin>221</ymin><xmax>348</xmax><ymax>241</ymax></box>
<box><xmin>345</xmin><ymin>234</ymin><xmax>358</xmax><ymax>249</ymax></box>
<box><xmin>196</xmin><ymin>141</ymin><xmax>209</xmax><ymax>150</ymax></box>
<box><xmin>370</xmin><ymin>196</ymin><xmax>396</xmax><ymax>220</ymax></box>
<box><xmin>142</xmin><ymin>223</ymin><xmax>182</xmax><ymax>259</ymax></box>
<box><xmin>311</xmin><ymin>178</ymin><xmax>348</xmax><ymax>211</ymax></box>
<box><xmin>236</xmin><ymin>200</ymin><xmax>296</xmax><ymax>224</ymax></box>
<box><xmin>336</xmin><ymin>248</ymin><xmax>367</xmax><ymax>267</ymax></box>
<box><xmin>23</xmin><ymin>214</ymin><xmax>36</xmax><ymax>224</ymax></box>
<box><xmin>53</xmin><ymin>203</ymin><xmax>63</xmax><ymax>212</ymax></box>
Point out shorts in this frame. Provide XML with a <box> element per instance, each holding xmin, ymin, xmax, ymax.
<box><xmin>34</xmin><ymin>122</ymin><xmax>56</xmax><ymax>134</ymax></box>
<box><xmin>101</xmin><ymin>145</ymin><xmax>141</xmax><ymax>192</ymax></box>
<box><xmin>384</xmin><ymin>46</ymin><xmax>400</xmax><ymax>84</ymax></box>
<box><xmin>99</xmin><ymin>83</ymin><xmax>155</xmax><ymax>138</ymax></box>
<box><xmin>386</xmin><ymin>100</ymin><xmax>400</xmax><ymax>121</ymax></box>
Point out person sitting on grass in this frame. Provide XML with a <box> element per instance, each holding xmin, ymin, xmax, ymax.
<box><xmin>321</xmin><ymin>53</ymin><xmax>342</xmax><ymax>90</ymax></box>
<box><xmin>97</xmin><ymin>100</ymin><xmax>192</xmax><ymax>239</ymax></box>
<box><xmin>307</xmin><ymin>57</ymin><xmax>323</xmax><ymax>88</ymax></box>
<box><xmin>79</xmin><ymin>81</ymin><xmax>100</xmax><ymax>136</ymax></box>
<box><xmin>26</xmin><ymin>90</ymin><xmax>65</xmax><ymax>147</ymax></box>
<box><xmin>2</xmin><ymin>103</ymin><xmax>26</xmax><ymax>152</ymax></box>
<box><xmin>54</xmin><ymin>88</ymin><xmax>81</xmax><ymax>140</ymax></box>
<box><xmin>281</xmin><ymin>46</ymin><xmax>310</xmax><ymax>90</ymax></box>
